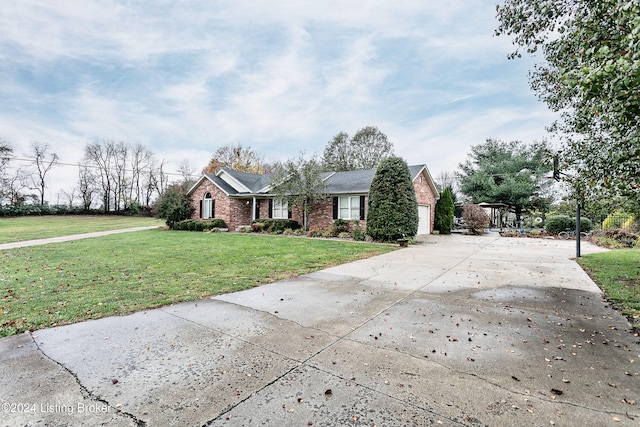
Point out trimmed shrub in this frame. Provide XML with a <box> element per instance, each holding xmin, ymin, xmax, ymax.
<box><xmin>366</xmin><ymin>156</ymin><xmax>419</xmax><ymax>242</ymax></box>
<box><xmin>332</xmin><ymin>219</ymin><xmax>350</xmax><ymax>235</ymax></box>
<box><xmin>545</xmin><ymin>215</ymin><xmax>573</xmax><ymax>234</ymax></box>
<box><xmin>251</xmin><ymin>219</ymin><xmax>300</xmax><ymax>233</ymax></box>
<box><xmin>306</xmin><ymin>228</ymin><xmax>322</xmax><ymax>238</ymax></box>
<box><xmin>545</xmin><ymin>215</ymin><xmax>593</xmax><ymax>234</ymax></box>
<box><xmin>0</xmin><ymin>204</ymin><xmax>90</xmax><ymax>217</ymax></box>
<box><xmin>462</xmin><ymin>204</ymin><xmax>490</xmax><ymax>235</ymax></box>
<box><xmin>352</xmin><ymin>221</ymin><xmax>365</xmax><ymax>241</ymax></box>
<box><xmin>576</xmin><ymin>217</ymin><xmax>593</xmax><ymax>233</ymax></box>
<box><xmin>172</xmin><ymin>219</ymin><xmax>227</xmax><ymax>231</ymax></box>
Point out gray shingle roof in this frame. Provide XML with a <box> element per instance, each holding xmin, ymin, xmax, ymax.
<box><xmin>322</xmin><ymin>169</ymin><xmax>376</xmax><ymax>194</ymax></box>
<box><xmin>203</xmin><ymin>165</ymin><xmax>428</xmax><ymax>196</ymax></box>
<box><xmin>221</xmin><ymin>169</ymin><xmax>272</xmax><ymax>193</ymax></box>
<box><xmin>204</xmin><ymin>173</ymin><xmax>238</xmax><ymax>195</ymax></box>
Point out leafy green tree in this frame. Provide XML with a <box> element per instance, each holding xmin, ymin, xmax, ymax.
<box><xmin>496</xmin><ymin>0</ymin><xmax>640</xmax><ymax>208</ymax></box>
<box><xmin>321</xmin><ymin>132</ymin><xmax>351</xmax><ymax>171</ymax></box>
<box><xmin>457</xmin><ymin>138</ymin><xmax>552</xmax><ymax>224</ymax></box>
<box><xmin>366</xmin><ymin>156</ymin><xmax>419</xmax><ymax>241</ymax></box>
<box><xmin>434</xmin><ymin>187</ymin><xmax>454</xmax><ymax>234</ymax></box>
<box><xmin>155</xmin><ymin>184</ymin><xmax>194</xmax><ymax>228</ymax></box>
<box><xmin>269</xmin><ymin>154</ymin><xmax>326</xmax><ymax>231</ymax></box>
<box><xmin>322</xmin><ymin>126</ymin><xmax>394</xmax><ymax>171</ymax></box>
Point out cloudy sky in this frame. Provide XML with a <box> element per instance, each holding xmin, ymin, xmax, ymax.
<box><xmin>0</xmin><ymin>0</ymin><xmax>557</xmax><ymax>202</ymax></box>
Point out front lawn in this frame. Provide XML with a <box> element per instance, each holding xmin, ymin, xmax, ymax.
<box><xmin>0</xmin><ymin>215</ymin><xmax>163</xmax><ymax>244</ymax></box>
<box><xmin>0</xmin><ymin>230</ymin><xmax>395</xmax><ymax>337</ymax></box>
<box><xmin>578</xmin><ymin>249</ymin><xmax>640</xmax><ymax>330</ymax></box>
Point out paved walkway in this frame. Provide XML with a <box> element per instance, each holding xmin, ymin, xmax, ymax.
<box><xmin>1</xmin><ymin>234</ymin><xmax>638</xmax><ymax>426</ymax></box>
<box><xmin>0</xmin><ymin>226</ymin><xmax>160</xmax><ymax>250</ymax></box>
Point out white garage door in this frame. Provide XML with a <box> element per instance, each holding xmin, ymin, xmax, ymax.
<box><xmin>418</xmin><ymin>205</ymin><xmax>430</xmax><ymax>235</ymax></box>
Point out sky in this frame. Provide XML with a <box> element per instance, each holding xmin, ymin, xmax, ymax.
<box><xmin>0</xmin><ymin>0</ymin><xmax>558</xmax><ymax>204</ymax></box>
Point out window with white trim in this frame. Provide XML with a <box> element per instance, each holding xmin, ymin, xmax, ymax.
<box><xmin>272</xmin><ymin>199</ymin><xmax>288</xmax><ymax>219</ymax></box>
<box><xmin>338</xmin><ymin>196</ymin><xmax>360</xmax><ymax>220</ymax></box>
<box><xmin>203</xmin><ymin>193</ymin><xmax>214</xmax><ymax>219</ymax></box>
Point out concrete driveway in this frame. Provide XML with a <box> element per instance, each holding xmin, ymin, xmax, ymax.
<box><xmin>1</xmin><ymin>234</ymin><xmax>638</xmax><ymax>426</ymax></box>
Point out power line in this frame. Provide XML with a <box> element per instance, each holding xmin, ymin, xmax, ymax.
<box><xmin>4</xmin><ymin>155</ymin><xmax>199</xmax><ymax>178</ymax></box>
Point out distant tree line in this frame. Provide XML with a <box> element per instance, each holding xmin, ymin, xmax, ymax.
<box><xmin>0</xmin><ymin>138</ymin><xmax>170</xmax><ymax>215</ymax></box>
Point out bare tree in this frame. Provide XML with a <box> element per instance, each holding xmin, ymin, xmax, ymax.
<box><xmin>83</xmin><ymin>139</ymin><xmax>167</xmax><ymax>211</ymax></box>
<box><xmin>435</xmin><ymin>171</ymin><xmax>458</xmax><ymax>192</ymax></box>
<box><xmin>78</xmin><ymin>163</ymin><xmax>97</xmax><ymax>211</ymax></box>
<box><xmin>177</xmin><ymin>159</ymin><xmax>196</xmax><ymax>184</ymax></box>
<box><xmin>203</xmin><ymin>143</ymin><xmax>265</xmax><ymax>174</ymax></box>
<box><xmin>60</xmin><ymin>188</ymin><xmax>79</xmax><ymax>208</ymax></box>
<box><xmin>128</xmin><ymin>144</ymin><xmax>152</xmax><ymax>206</ymax></box>
<box><xmin>4</xmin><ymin>168</ymin><xmax>30</xmax><ymax>206</ymax></box>
<box><xmin>84</xmin><ymin>140</ymin><xmax>115</xmax><ymax>212</ymax></box>
<box><xmin>111</xmin><ymin>141</ymin><xmax>132</xmax><ymax>211</ymax></box>
<box><xmin>28</xmin><ymin>142</ymin><xmax>59</xmax><ymax>206</ymax></box>
<box><xmin>144</xmin><ymin>158</ymin><xmax>168</xmax><ymax>207</ymax></box>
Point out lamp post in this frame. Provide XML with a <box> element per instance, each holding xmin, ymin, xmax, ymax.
<box><xmin>553</xmin><ymin>155</ymin><xmax>581</xmax><ymax>258</ymax></box>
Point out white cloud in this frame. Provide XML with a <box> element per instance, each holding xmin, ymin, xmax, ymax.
<box><xmin>0</xmin><ymin>0</ymin><xmax>556</xmax><ymax>201</ymax></box>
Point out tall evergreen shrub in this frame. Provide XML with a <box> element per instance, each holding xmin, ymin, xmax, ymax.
<box><xmin>434</xmin><ymin>187</ymin><xmax>454</xmax><ymax>234</ymax></box>
<box><xmin>366</xmin><ymin>156</ymin><xmax>419</xmax><ymax>241</ymax></box>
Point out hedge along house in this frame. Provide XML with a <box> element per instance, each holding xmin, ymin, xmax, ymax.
<box><xmin>186</xmin><ymin>164</ymin><xmax>439</xmax><ymax>235</ymax></box>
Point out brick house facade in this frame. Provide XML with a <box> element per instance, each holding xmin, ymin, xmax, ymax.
<box><xmin>186</xmin><ymin>165</ymin><xmax>439</xmax><ymax>234</ymax></box>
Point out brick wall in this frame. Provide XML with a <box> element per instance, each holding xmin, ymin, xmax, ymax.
<box><xmin>413</xmin><ymin>170</ymin><xmax>437</xmax><ymax>233</ymax></box>
<box><xmin>307</xmin><ymin>196</ymin><xmax>367</xmax><ymax>231</ymax></box>
<box><xmin>190</xmin><ymin>180</ymin><xmax>252</xmax><ymax>230</ymax></box>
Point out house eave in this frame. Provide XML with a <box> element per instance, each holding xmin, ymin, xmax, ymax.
<box><xmin>186</xmin><ymin>174</ymin><xmax>232</xmax><ymax>197</ymax></box>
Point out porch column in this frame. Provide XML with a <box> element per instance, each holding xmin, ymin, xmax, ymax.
<box><xmin>252</xmin><ymin>197</ymin><xmax>256</xmax><ymax>221</ymax></box>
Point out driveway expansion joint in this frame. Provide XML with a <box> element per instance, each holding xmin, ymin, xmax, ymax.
<box><xmin>30</xmin><ymin>332</ymin><xmax>148</xmax><ymax>427</ymax></box>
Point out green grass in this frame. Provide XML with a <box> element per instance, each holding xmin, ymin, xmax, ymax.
<box><xmin>0</xmin><ymin>230</ymin><xmax>395</xmax><ymax>337</ymax></box>
<box><xmin>0</xmin><ymin>215</ymin><xmax>164</xmax><ymax>244</ymax></box>
<box><xmin>578</xmin><ymin>249</ymin><xmax>640</xmax><ymax>330</ymax></box>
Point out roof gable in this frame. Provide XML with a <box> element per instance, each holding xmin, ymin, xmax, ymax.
<box><xmin>186</xmin><ymin>174</ymin><xmax>237</xmax><ymax>196</ymax></box>
<box><xmin>409</xmin><ymin>164</ymin><xmax>440</xmax><ymax>198</ymax></box>
<box><xmin>217</xmin><ymin>168</ymin><xmax>272</xmax><ymax>193</ymax></box>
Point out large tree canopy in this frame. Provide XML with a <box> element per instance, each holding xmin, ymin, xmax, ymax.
<box><xmin>322</xmin><ymin>126</ymin><xmax>394</xmax><ymax>171</ymax></box>
<box><xmin>457</xmin><ymin>139</ymin><xmax>553</xmax><ymax>220</ymax></box>
<box><xmin>203</xmin><ymin>143</ymin><xmax>265</xmax><ymax>174</ymax></box>
<box><xmin>496</xmin><ymin>0</ymin><xmax>640</xmax><ymax>206</ymax></box>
